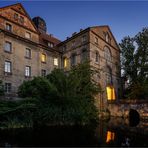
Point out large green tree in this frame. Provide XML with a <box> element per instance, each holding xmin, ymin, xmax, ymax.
<box><xmin>119</xmin><ymin>28</ymin><xmax>148</xmax><ymax>99</ymax></box>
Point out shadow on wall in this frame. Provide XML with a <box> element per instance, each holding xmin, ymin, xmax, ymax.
<box><xmin>129</xmin><ymin>109</ymin><xmax>140</xmax><ymax>127</ymax></box>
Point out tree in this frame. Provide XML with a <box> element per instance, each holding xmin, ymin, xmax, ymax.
<box><xmin>119</xmin><ymin>28</ymin><xmax>148</xmax><ymax>99</ymax></box>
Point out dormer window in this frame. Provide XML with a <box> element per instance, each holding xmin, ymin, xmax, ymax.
<box><xmin>14</xmin><ymin>13</ymin><xmax>18</xmax><ymax>20</ymax></box>
<box><xmin>72</xmin><ymin>41</ymin><xmax>75</xmax><ymax>48</ymax></box>
<box><xmin>48</xmin><ymin>42</ymin><xmax>54</xmax><ymax>48</ymax></box>
<box><xmin>6</xmin><ymin>23</ymin><xmax>12</xmax><ymax>31</ymax></box>
<box><xmin>20</xmin><ymin>16</ymin><xmax>24</xmax><ymax>24</ymax></box>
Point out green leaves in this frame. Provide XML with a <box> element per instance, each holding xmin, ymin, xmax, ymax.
<box><xmin>120</xmin><ymin>28</ymin><xmax>148</xmax><ymax>99</ymax></box>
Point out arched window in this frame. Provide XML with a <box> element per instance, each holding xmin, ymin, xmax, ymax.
<box><xmin>104</xmin><ymin>46</ymin><xmax>112</xmax><ymax>62</ymax></box>
<box><xmin>81</xmin><ymin>48</ymin><xmax>87</xmax><ymax>62</ymax></box>
<box><xmin>63</xmin><ymin>57</ymin><xmax>68</xmax><ymax>68</ymax></box>
<box><xmin>106</xmin><ymin>66</ymin><xmax>112</xmax><ymax>85</ymax></box>
<box><xmin>95</xmin><ymin>51</ymin><xmax>99</xmax><ymax>63</ymax></box>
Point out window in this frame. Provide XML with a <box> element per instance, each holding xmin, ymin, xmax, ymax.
<box><xmin>72</xmin><ymin>41</ymin><xmax>75</xmax><ymax>48</ymax></box>
<box><xmin>82</xmin><ymin>35</ymin><xmax>86</xmax><ymax>43</ymax></box>
<box><xmin>6</xmin><ymin>23</ymin><xmax>12</xmax><ymax>31</ymax></box>
<box><xmin>81</xmin><ymin>49</ymin><xmax>87</xmax><ymax>62</ymax></box>
<box><xmin>106</xmin><ymin>86</ymin><xmax>116</xmax><ymax>101</ymax></box>
<box><xmin>4</xmin><ymin>83</ymin><xmax>11</xmax><ymax>93</ymax></box>
<box><xmin>95</xmin><ymin>37</ymin><xmax>98</xmax><ymax>44</ymax></box>
<box><xmin>41</xmin><ymin>69</ymin><xmax>46</xmax><ymax>77</ymax></box>
<box><xmin>104</xmin><ymin>46</ymin><xmax>112</xmax><ymax>62</ymax></box>
<box><xmin>62</xmin><ymin>45</ymin><xmax>66</xmax><ymax>52</ymax></box>
<box><xmin>25</xmin><ymin>48</ymin><xmax>31</xmax><ymax>58</ymax></box>
<box><xmin>14</xmin><ymin>13</ymin><xmax>18</xmax><ymax>20</ymax></box>
<box><xmin>105</xmin><ymin>32</ymin><xmax>111</xmax><ymax>43</ymax></box>
<box><xmin>53</xmin><ymin>57</ymin><xmax>58</xmax><ymax>66</ymax></box>
<box><xmin>71</xmin><ymin>53</ymin><xmax>76</xmax><ymax>66</ymax></box>
<box><xmin>5</xmin><ymin>61</ymin><xmax>11</xmax><ymax>73</ymax></box>
<box><xmin>95</xmin><ymin>51</ymin><xmax>99</xmax><ymax>63</ymax></box>
<box><xmin>48</xmin><ymin>42</ymin><xmax>54</xmax><ymax>48</ymax></box>
<box><xmin>41</xmin><ymin>53</ymin><xmax>46</xmax><ymax>63</ymax></box>
<box><xmin>25</xmin><ymin>66</ymin><xmax>31</xmax><ymax>77</ymax></box>
<box><xmin>106</xmin><ymin>66</ymin><xmax>112</xmax><ymax>85</ymax></box>
<box><xmin>63</xmin><ymin>57</ymin><xmax>68</xmax><ymax>68</ymax></box>
<box><xmin>4</xmin><ymin>41</ymin><xmax>12</xmax><ymax>52</ymax></box>
<box><xmin>25</xmin><ymin>32</ymin><xmax>31</xmax><ymax>39</ymax></box>
<box><xmin>20</xmin><ymin>16</ymin><xmax>24</xmax><ymax>24</ymax></box>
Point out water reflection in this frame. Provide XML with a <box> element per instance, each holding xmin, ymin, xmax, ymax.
<box><xmin>0</xmin><ymin>117</ymin><xmax>147</xmax><ymax>147</ymax></box>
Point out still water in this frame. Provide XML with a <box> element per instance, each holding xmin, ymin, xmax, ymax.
<box><xmin>0</xmin><ymin>117</ymin><xmax>147</xmax><ymax>147</ymax></box>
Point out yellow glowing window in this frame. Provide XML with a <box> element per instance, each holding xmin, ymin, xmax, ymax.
<box><xmin>41</xmin><ymin>54</ymin><xmax>46</xmax><ymax>63</ymax></box>
<box><xmin>106</xmin><ymin>131</ymin><xmax>115</xmax><ymax>143</ymax></box>
<box><xmin>106</xmin><ymin>86</ymin><xmax>115</xmax><ymax>100</ymax></box>
<box><xmin>64</xmin><ymin>58</ymin><xmax>68</xmax><ymax>68</ymax></box>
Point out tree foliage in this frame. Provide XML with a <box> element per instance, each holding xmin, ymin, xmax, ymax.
<box><xmin>119</xmin><ymin>28</ymin><xmax>148</xmax><ymax>99</ymax></box>
<box><xmin>11</xmin><ymin>62</ymin><xmax>101</xmax><ymax>126</ymax></box>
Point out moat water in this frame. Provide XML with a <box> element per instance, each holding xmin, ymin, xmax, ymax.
<box><xmin>0</xmin><ymin>117</ymin><xmax>147</xmax><ymax>147</ymax></box>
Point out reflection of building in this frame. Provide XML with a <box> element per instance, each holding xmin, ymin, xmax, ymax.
<box><xmin>0</xmin><ymin>3</ymin><xmax>121</xmax><ymax>105</ymax></box>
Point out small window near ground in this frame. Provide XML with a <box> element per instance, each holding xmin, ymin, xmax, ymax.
<box><xmin>4</xmin><ymin>83</ymin><xmax>11</xmax><ymax>93</ymax></box>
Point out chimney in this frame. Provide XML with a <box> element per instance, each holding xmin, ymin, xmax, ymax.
<box><xmin>66</xmin><ymin>37</ymin><xmax>69</xmax><ymax>40</ymax></box>
<box><xmin>72</xmin><ymin>32</ymin><xmax>77</xmax><ymax>36</ymax></box>
<box><xmin>80</xmin><ymin>29</ymin><xmax>83</xmax><ymax>32</ymax></box>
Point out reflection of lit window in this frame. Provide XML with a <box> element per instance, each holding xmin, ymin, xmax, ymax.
<box><xmin>54</xmin><ymin>58</ymin><xmax>58</xmax><ymax>66</ymax></box>
<box><xmin>106</xmin><ymin>131</ymin><xmax>115</xmax><ymax>143</ymax></box>
<box><xmin>41</xmin><ymin>54</ymin><xmax>46</xmax><ymax>63</ymax></box>
<box><xmin>63</xmin><ymin>57</ymin><xmax>68</xmax><ymax>68</ymax></box>
<box><xmin>106</xmin><ymin>86</ymin><xmax>116</xmax><ymax>101</ymax></box>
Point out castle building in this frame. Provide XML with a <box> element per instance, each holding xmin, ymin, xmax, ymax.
<box><xmin>0</xmin><ymin>3</ymin><xmax>121</xmax><ymax>105</ymax></box>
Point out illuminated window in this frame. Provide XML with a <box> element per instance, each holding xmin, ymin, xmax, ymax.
<box><xmin>54</xmin><ymin>57</ymin><xmax>58</xmax><ymax>66</ymax></box>
<box><xmin>106</xmin><ymin>131</ymin><xmax>115</xmax><ymax>143</ymax></box>
<box><xmin>41</xmin><ymin>54</ymin><xmax>46</xmax><ymax>63</ymax></box>
<box><xmin>106</xmin><ymin>86</ymin><xmax>116</xmax><ymax>101</ymax></box>
<box><xmin>63</xmin><ymin>57</ymin><xmax>68</xmax><ymax>68</ymax></box>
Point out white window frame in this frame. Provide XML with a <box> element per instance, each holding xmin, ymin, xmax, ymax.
<box><xmin>5</xmin><ymin>61</ymin><xmax>11</xmax><ymax>73</ymax></box>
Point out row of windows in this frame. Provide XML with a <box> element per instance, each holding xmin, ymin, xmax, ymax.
<box><xmin>6</xmin><ymin>23</ymin><xmax>31</xmax><ymax>39</ymax></box>
<box><xmin>4</xmin><ymin>41</ymin><xmax>58</xmax><ymax>65</ymax></box>
<box><xmin>6</xmin><ymin>23</ymin><xmax>54</xmax><ymax>48</ymax></box>
<box><xmin>4</xmin><ymin>61</ymin><xmax>47</xmax><ymax>77</ymax></box>
<box><xmin>62</xmin><ymin>35</ymin><xmax>87</xmax><ymax>52</ymax></box>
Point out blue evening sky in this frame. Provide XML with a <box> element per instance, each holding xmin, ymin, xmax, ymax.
<box><xmin>0</xmin><ymin>0</ymin><xmax>148</xmax><ymax>43</ymax></box>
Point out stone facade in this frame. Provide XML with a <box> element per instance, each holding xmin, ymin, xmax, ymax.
<box><xmin>0</xmin><ymin>3</ymin><xmax>121</xmax><ymax>105</ymax></box>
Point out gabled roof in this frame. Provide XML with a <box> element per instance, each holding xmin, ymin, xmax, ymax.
<box><xmin>39</xmin><ymin>32</ymin><xmax>61</xmax><ymax>47</ymax></box>
<box><xmin>90</xmin><ymin>25</ymin><xmax>120</xmax><ymax>50</ymax></box>
<box><xmin>0</xmin><ymin>3</ymin><xmax>39</xmax><ymax>33</ymax></box>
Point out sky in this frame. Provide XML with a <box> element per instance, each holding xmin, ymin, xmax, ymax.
<box><xmin>0</xmin><ymin>0</ymin><xmax>148</xmax><ymax>43</ymax></box>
